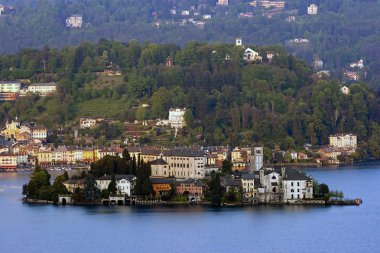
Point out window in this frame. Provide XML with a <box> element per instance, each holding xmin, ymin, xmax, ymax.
<box><xmin>297</xmin><ymin>182</ymin><xmax>300</xmax><ymax>186</ymax></box>
<box><xmin>291</xmin><ymin>182</ymin><xmax>293</xmax><ymax>186</ymax></box>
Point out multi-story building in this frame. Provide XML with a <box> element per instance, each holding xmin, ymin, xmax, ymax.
<box><xmin>175</xmin><ymin>179</ymin><xmax>207</xmax><ymax>197</ymax></box>
<box><xmin>250</xmin><ymin>147</ymin><xmax>263</xmax><ymax>172</ymax></box>
<box><xmin>80</xmin><ymin>117</ymin><xmax>105</xmax><ymax>129</ymax></box>
<box><xmin>0</xmin><ymin>81</ymin><xmax>21</xmax><ymax>93</ymax></box>
<box><xmin>37</xmin><ymin>149</ymin><xmax>53</xmax><ymax>165</ymax></box>
<box><xmin>260</xmin><ymin>1</ymin><xmax>285</xmax><ymax>9</ymax></box>
<box><xmin>217</xmin><ymin>0</ymin><xmax>229</xmax><ymax>6</ymax></box>
<box><xmin>66</xmin><ymin>15</ymin><xmax>83</xmax><ymax>28</ymax></box>
<box><xmin>307</xmin><ymin>4</ymin><xmax>318</xmax><ymax>15</ymax></box>
<box><xmin>28</xmin><ymin>82</ymin><xmax>57</xmax><ymax>96</ymax></box>
<box><xmin>31</xmin><ymin>127</ymin><xmax>48</xmax><ymax>140</ymax></box>
<box><xmin>96</xmin><ymin>175</ymin><xmax>136</xmax><ymax>196</ymax></box>
<box><xmin>98</xmin><ymin>147</ymin><xmax>123</xmax><ymax>160</ymax></box>
<box><xmin>150</xmin><ymin>158</ymin><xmax>170</xmax><ymax>177</ymax></box>
<box><xmin>256</xmin><ymin>167</ymin><xmax>314</xmax><ymax>203</ymax></box>
<box><xmin>128</xmin><ymin>147</ymin><xmax>206</xmax><ymax>179</ymax></box>
<box><xmin>241</xmin><ymin>174</ymin><xmax>256</xmax><ymax>199</ymax></box>
<box><xmin>168</xmin><ymin>108</ymin><xmax>186</xmax><ymax>129</ymax></box>
<box><xmin>329</xmin><ymin>134</ymin><xmax>357</xmax><ymax>149</ymax></box>
<box><xmin>0</xmin><ymin>154</ymin><xmax>17</xmax><ymax>170</ymax></box>
<box><xmin>282</xmin><ymin>169</ymin><xmax>313</xmax><ymax>201</ymax></box>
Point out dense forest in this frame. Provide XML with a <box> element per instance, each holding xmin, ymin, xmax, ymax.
<box><xmin>0</xmin><ymin>0</ymin><xmax>380</xmax><ymax>87</ymax></box>
<box><xmin>1</xmin><ymin>40</ymin><xmax>380</xmax><ymax>159</ymax></box>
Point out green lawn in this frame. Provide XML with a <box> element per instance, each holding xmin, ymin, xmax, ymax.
<box><xmin>75</xmin><ymin>97</ymin><xmax>128</xmax><ymax>117</ymax></box>
<box><xmin>84</xmin><ymin>75</ymin><xmax>125</xmax><ymax>90</ymax></box>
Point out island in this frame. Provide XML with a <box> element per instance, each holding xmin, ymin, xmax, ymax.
<box><xmin>22</xmin><ymin>147</ymin><xmax>362</xmax><ymax>207</ymax></box>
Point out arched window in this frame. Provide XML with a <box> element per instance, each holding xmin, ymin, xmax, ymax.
<box><xmin>272</xmin><ymin>175</ymin><xmax>276</xmax><ymax>180</ymax></box>
<box><xmin>291</xmin><ymin>189</ymin><xmax>294</xmax><ymax>192</ymax></box>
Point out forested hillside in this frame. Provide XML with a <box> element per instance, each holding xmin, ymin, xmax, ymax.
<box><xmin>1</xmin><ymin>40</ymin><xmax>380</xmax><ymax>158</ymax></box>
<box><xmin>0</xmin><ymin>0</ymin><xmax>380</xmax><ymax>87</ymax></box>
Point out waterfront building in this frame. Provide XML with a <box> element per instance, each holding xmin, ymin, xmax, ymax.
<box><xmin>82</xmin><ymin>147</ymin><xmax>96</xmax><ymax>163</ymax></box>
<box><xmin>282</xmin><ymin>169</ymin><xmax>313</xmax><ymax>202</ymax></box>
<box><xmin>37</xmin><ymin>149</ymin><xmax>53</xmax><ymax>165</ymax></box>
<box><xmin>96</xmin><ymin>175</ymin><xmax>136</xmax><ymax>196</ymax></box>
<box><xmin>151</xmin><ymin>178</ymin><xmax>175</xmax><ymax>196</ymax></box>
<box><xmin>0</xmin><ymin>153</ymin><xmax>17</xmax><ymax>170</ymax></box>
<box><xmin>175</xmin><ymin>179</ymin><xmax>207</xmax><ymax>197</ymax></box>
<box><xmin>63</xmin><ymin>179</ymin><xmax>85</xmax><ymax>193</ymax></box>
<box><xmin>241</xmin><ymin>174</ymin><xmax>257</xmax><ymax>199</ymax></box>
<box><xmin>98</xmin><ymin>146</ymin><xmax>123</xmax><ymax>160</ymax></box>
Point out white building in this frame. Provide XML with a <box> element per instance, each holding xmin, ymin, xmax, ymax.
<box><xmin>164</xmin><ymin>149</ymin><xmax>206</xmax><ymax>179</ymax></box>
<box><xmin>79</xmin><ymin>117</ymin><xmax>105</xmax><ymax>129</ymax></box>
<box><xmin>258</xmin><ymin>167</ymin><xmax>314</xmax><ymax>203</ymax></box>
<box><xmin>129</xmin><ymin>147</ymin><xmax>206</xmax><ymax>179</ymax></box>
<box><xmin>282</xmin><ymin>169</ymin><xmax>313</xmax><ymax>202</ymax></box>
<box><xmin>307</xmin><ymin>4</ymin><xmax>318</xmax><ymax>15</ymax></box>
<box><xmin>260</xmin><ymin>168</ymin><xmax>282</xmax><ymax>194</ymax></box>
<box><xmin>0</xmin><ymin>81</ymin><xmax>21</xmax><ymax>93</ymax></box>
<box><xmin>0</xmin><ymin>154</ymin><xmax>17</xmax><ymax>170</ymax></box>
<box><xmin>31</xmin><ymin>127</ymin><xmax>47</xmax><ymax>140</ymax></box>
<box><xmin>341</xmin><ymin>86</ymin><xmax>350</xmax><ymax>95</ymax></box>
<box><xmin>66</xmin><ymin>15</ymin><xmax>83</xmax><ymax>28</ymax></box>
<box><xmin>217</xmin><ymin>0</ymin><xmax>229</xmax><ymax>6</ymax></box>
<box><xmin>250</xmin><ymin>147</ymin><xmax>263</xmax><ymax>172</ymax></box>
<box><xmin>236</xmin><ymin>37</ymin><xmax>243</xmax><ymax>46</ymax></box>
<box><xmin>350</xmin><ymin>59</ymin><xmax>364</xmax><ymax>69</ymax></box>
<box><xmin>28</xmin><ymin>82</ymin><xmax>57</xmax><ymax>96</ymax></box>
<box><xmin>74</xmin><ymin>149</ymin><xmax>83</xmax><ymax>163</ymax></box>
<box><xmin>243</xmin><ymin>48</ymin><xmax>262</xmax><ymax>62</ymax></box>
<box><xmin>150</xmin><ymin>158</ymin><xmax>170</xmax><ymax>177</ymax></box>
<box><xmin>168</xmin><ymin>108</ymin><xmax>186</xmax><ymax>129</ymax></box>
<box><xmin>181</xmin><ymin>10</ymin><xmax>190</xmax><ymax>16</ymax></box>
<box><xmin>241</xmin><ymin>174</ymin><xmax>256</xmax><ymax>198</ymax></box>
<box><xmin>202</xmin><ymin>14</ymin><xmax>212</xmax><ymax>20</ymax></box>
<box><xmin>329</xmin><ymin>134</ymin><xmax>357</xmax><ymax>149</ymax></box>
<box><xmin>96</xmin><ymin>175</ymin><xmax>136</xmax><ymax>196</ymax></box>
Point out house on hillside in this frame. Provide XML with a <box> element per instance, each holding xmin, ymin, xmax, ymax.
<box><xmin>243</xmin><ymin>48</ymin><xmax>262</xmax><ymax>62</ymax></box>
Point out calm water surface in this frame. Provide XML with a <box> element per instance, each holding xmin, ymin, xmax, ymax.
<box><xmin>1</xmin><ymin>162</ymin><xmax>380</xmax><ymax>253</ymax></box>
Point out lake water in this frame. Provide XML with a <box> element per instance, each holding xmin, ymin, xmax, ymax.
<box><xmin>1</xmin><ymin>162</ymin><xmax>380</xmax><ymax>253</ymax></box>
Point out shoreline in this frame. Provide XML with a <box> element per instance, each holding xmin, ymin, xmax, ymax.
<box><xmin>22</xmin><ymin>198</ymin><xmax>362</xmax><ymax>207</ymax></box>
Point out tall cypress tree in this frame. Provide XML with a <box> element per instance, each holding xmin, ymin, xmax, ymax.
<box><xmin>108</xmin><ymin>174</ymin><xmax>117</xmax><ymax>194</ymax></box>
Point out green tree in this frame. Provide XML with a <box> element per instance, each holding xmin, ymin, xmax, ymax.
<box><xmin>221</xmin><ymin>159</ymin><xmax>233</xmax><ymax>174</ymax></box>
<box><xmin>108</xmin><ymin>174</ymin><xmax>117</xmax><ymax>194</ymax></box>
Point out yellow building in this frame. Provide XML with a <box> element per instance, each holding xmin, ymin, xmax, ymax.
<box><xmin>37</xmin><ymin>150</ymin><xmax>53</xmax><ymax>165</ymax></box>
<box><xmin>1</xmin><ymin>119</ymin><xmax>21</xmax><ymax>139</ymax></box>
<box><xmin>82</xmin><ymin>147</ymin><xmax>95</xmax><ymax>163</ymax></box>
